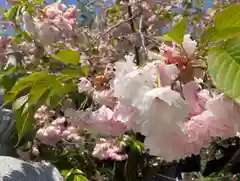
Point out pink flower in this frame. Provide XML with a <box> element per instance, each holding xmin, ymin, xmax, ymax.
<box><xmin>92</xmin><ymin>138</ymin><xmax>127</xmax><ymax>161</ymax></box>
<box><xmin>182</xmin><ymin>81</ymin><xmax>204</xmax><ymax>116</ymax></box>
<box><xmin>64</xmin><ymin>108</ymin><xmax>92</xmax><ymax>126</ymax></box>
<box><xmin>43</xmin><ymin>3</ymin><xmax>67</xmax><ymax>19</ymax></box>
<box><xmin>206</xmin><ymin>93</ymin><xmax>240</xmax><ymax>121</ymax></box>
<box><xmin>182</xmin><ymin>93</ymin><xmax>240</xmax><ymax>157</ymax></box>
<box><xmin>93</xmin><ymin>89</ymin><xmax>117</xmax><ymax>108</ymax></box>
<box><xmin>51</xmin><ymin>17</ymin><xmax>73</xmax><ymax>31</ymax></box>
<box><xmin>112</xmin><ymin>102</ymin><xmax>141</xmax><ymax>131</ymax></box>
<box><xmin>65</xmin><ymin>105</ymin><xmax>127</xmax><ymax>136</ymax></box>
<box><xmin>163</xmin><ymin>44</ymin><xmax>187</xmax><ymax>70</ymax></box>
<box><xmin>86</xmin><ymin>106</ymin><xmax>126</xmax><ymax>136</ymax></box>
<box><xmin>23</xmin><ymin>3</ymin><xmax>77</xmax><ymax>45</ymax></box>
<box><xmin>196</xmin><ymin>89</ymin><xmax>212</xmax><ymax>108</ymax></box>
<box><xmin>88</xmin><ymin>106</ymin><xmax>127</xmax><ymax>136</ymax></box>
<box><xmin>186</xmin><ymin>111</ymin><xmax>214</xmax><ymax>145</ymax></box>
<box><xmin>63</xmin><ymin>6</ymin><xmax>77</xmax><ymax>21</ymax></box>
<box><xmin>158</xmin><ymin>63</ymin><xmax>179</xmax><ymax>87</ymax></box>
<box><xmin>36</xmin><ymin>125</ymin><xmax>62</xmax><ymax>146</ymax></box>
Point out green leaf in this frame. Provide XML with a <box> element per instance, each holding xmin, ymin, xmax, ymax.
<box><xmin>15</xmin><ymin>107</ymin><xmax>34</xmax><ymax>144</ymax></box>
<box><xmin>21</xmin><ymin>102</ymin><xmax>30</xmax><ymax>116</ymax></box>
<box><xmin>214</xmin><ymin>4</ymin><xmax>240</xmax><ymax>30</ymax></box>
<box><xmin>5</xmin><ymin>5</ymin><xmax>19</xmax><ymax>21</ymax></box>
<box><xmin>47</xmin><ymin>81</ymin><xmax>76</xmax><ymax>107</ymax></box>
<box><xmin>74</xmin><ymin>175</ymin><xmax>88</xmax><ymax>181</ymax></box>
<box><xmin>16</xmin><ymin>5</ymin><xmax>27</xmax><ymax>22</ymax></box>
<box><xmin>155</xmin><ymin>18</ymin><xmax>187</xmax><ymax>45</ymax></box>
<box><xmin>4</xmin><ymin>71</ymin><xmax>48</xmax><ymax>104</ymax></box>
<box><xmin>202</xmin><ymin>4</ymin><xmax>240</xmax><ymax>43</ymax></box>
<box><xmin>60</xmin><ymin>66</ymin><xmax>88</xmax><ymax>78</ymax></box>
<box><xmin>200</xmin><ymin>27</ymin><xmax>218</xmax><ymax>46</ymax></box>
<box><xmin>12</xmin><ymin>94</ymin><xmax>28</xmax><ymax>111</ymax></box>
<box><xmin>21</xmin><ymin>31</ymin><xmax>33</xmax><ymax>41</ymax></box>
<box><xmin>207</xmin><ymin>38</ymin><xmax>240</xmax><ymax>103</ymax></box>
<box><xmin>62</xmin><ymin>169</ymin><xmax>87</xmax><ymax>181</ymax></box>
<box><xmin>32</xmin><ymin>0</ymin><xmax>44</xmax><ymax>4</ymax></box>
<box><xmin>62</xmin><ymin>169</ymin><xmax>74</xmax><ymax>180</ymax></box>
<box><xmin>125</xmin><ymin>136</ymin><xmax>144</xmax><ymax>153</ymax></box>
<box><xmin>28</xmin><ymin>75</ymin><xmax>56</xmax><ymax>106</ymax></box>
<box><xmin>0</xmin><ymin>66</ymin><xmax>19</xmax><ymax>91</ymax></box>
<box><xmin>50</xmin><ymin>49</ymin><xmax>80</xmax><ymax>65</ymax></box>
<box><xmin>200</xmin><ymin>27</ymin><xmax>240</xmax><ymax>45</ymax></box>
<box><xmin>61</xmin><ymin>169</ymin><xmax>70</xmax><ymax>177</ymax></box>
<box><xmin>72</xmin><ymin>169</ymin><xmax>84</xmax><ymax>175</ymax></box>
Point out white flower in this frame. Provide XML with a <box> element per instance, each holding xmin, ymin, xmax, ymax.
<box><xmin>64</xmin><ymin>108</ymin><xmax>92</xmax><ymax>126</ymax></box>
<box><xmin>114</xmin><ymin>68</ymin><xmax>154</xmax><ymax>106</ymax></box>
<box><xmin>22</xmin><ymin>11</ymin><xmax>61</xmax><ymax>45</ymax></box>
<box><xmin>36</xmin><ymin>21</ymin><xmax>60</xmax><ymax>45</ymax></box>
<box><xmin>135</xmin><ymin>86</ymin><xmax>189</xmax><ymax>136</ymax></box>
<box><xmin>114</xmin><ymin>61</ymin><xmax>161</xmax><ymax>106</ymax></box>
<box><xmin>182</xmin><ymin>34</ymin><xmax>197</xmax><ymax>56</ymax></box>
<box><xmin>114</xmin><ymin>54</ymin><xmax>137</xmax><ymax>80</ymax></box>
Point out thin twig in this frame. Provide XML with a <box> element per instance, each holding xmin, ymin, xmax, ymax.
<box><xmin>139</xmin><ymin>14</ymin><xmax>147</xmax><ymax>59</ymax></box>
<box><xmin>127</xmin><ymin>2</ymin><xmax>140</xmax><ymax>66</ymax></box>
<box><xmin>94</xmin><ymin>13</ymin><xmax>140</xmax><ymax>43</ymax></box>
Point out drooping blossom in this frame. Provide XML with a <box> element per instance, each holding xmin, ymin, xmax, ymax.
<box><xmin>111</xmin><ymin>56</ymin><xmax>240</xmax><ymax>161</ymax></box>
<box><xmin>63</xmin><ymin>57</ymin><xmax>240</xmax><ymax>161</ymax></box>
<box><xmin>112</xmin><ymin>58</ymin><xmax>191</xmax><ymax>160</ymax></box>
<box><xmin>92</xmin><ymin>138</ymin><xmax>127</xmax><ymax>161</ymax></box>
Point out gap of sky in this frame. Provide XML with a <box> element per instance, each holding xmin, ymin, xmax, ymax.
<box><xmin>0</xmin><ymin>0</ymin><xmax>213</xmax><ymax>35</ymax></box>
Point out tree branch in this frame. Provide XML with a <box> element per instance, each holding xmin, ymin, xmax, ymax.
<box><xmin>127</xmin><ymin>3</ymin><xmax>141</xmax><ymax>66</ymax></box>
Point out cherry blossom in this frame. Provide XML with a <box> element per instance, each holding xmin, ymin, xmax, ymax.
<box><xmin>92</xmin><ymin>138</ymin><xmax>127</xmax><ymax>161</ymax></box>
<box><xmin>182</xmin><ymin>34</ymin><xmax>197</xmax><ymax>56</ymax></box>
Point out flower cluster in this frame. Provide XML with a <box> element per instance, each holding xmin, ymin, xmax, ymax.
<box><xmin>35</xmin><ymin>106</ymin><xmax>82</xmax><ymax>146</ymax></box>
<box><xmin>92</xmin><ymin>138</ymin><xmax>127</xmax><ymax>161</ymax></box>
<box><xmin>66</xmin><ymin>35</ymin><xmax>240</xmax><ymax>162</ymax></box>
<box><xmin>22</xmin><ymin>2</ymin><xmax>77</xmax><ymax>45</ymax></box>
<box><xmin>1</xmin><ymin>0</ymin><xmax>239</xmax><ymax>166</ymax></box>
